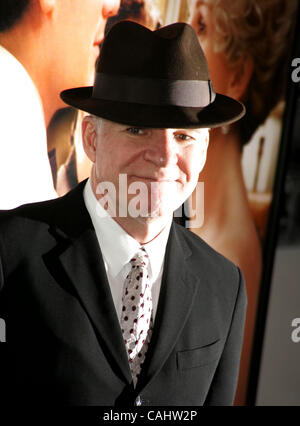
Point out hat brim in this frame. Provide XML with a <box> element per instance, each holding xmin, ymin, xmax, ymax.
<box><xmin>60</xmin><ymin>87</ymin><xmax>245</xmax><ymax>129</ymax></box>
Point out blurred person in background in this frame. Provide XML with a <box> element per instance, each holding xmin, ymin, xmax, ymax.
<box><xmin>190</xmin><ymin>0</ymin><xmax>297</xmax><ymax>404</ymax></box>
<box><xmin>0</xmin><ymin>0</ymin><xmax>120</xmax><ymax>208</ymax></box>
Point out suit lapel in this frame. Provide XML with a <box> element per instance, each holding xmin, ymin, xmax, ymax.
<box><xmin>45</xmin><ymin>182</ymin><xmax>132</xmax><ymax>384</ymax></box>
<box><xmin>136</xmin><ymin>223</ymin><xmax>199</xmax><ymax>391</ymax></box>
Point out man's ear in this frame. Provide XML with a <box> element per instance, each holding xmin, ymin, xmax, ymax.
<box><xmin>38</xmin><ymin>0</ymin><xmax>55</xmax><ymax>15</ymax></box>
<box><xmin>227</xmin><ymin>55</ymin><xmax>254</xmax><ymax>101</ymax></box>
<box><xmin>82</xmin><ymin>116</ymin><xmax>98</xmax><ymax>163</ymax></box>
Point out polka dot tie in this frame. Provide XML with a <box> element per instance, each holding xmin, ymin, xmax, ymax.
<box><xmin>120</xmin><ymin>247</ymin><xmax>153</xmax><ymax>387</ymax></box>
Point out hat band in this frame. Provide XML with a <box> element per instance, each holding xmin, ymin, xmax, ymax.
<box><xmin>92</xmin><ymin>73</ymin><xmax>216</xmax><ymax>108</ymax></box>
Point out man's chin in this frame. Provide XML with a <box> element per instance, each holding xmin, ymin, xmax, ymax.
<box><xmin>133</xmin><ymin>215</ymin><xmax>160</xmax><ymax>225</ymax></box>
<box><xmin>131</xmin><ymin>208</ymin><xmax>172</xmax><ymax>226</ymax></box>
<box><xmin>132</xmin><ymin>202</ymin><xmax>176</xmax><ymax>221</ymax></box>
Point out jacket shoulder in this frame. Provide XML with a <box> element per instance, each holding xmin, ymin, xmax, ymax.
<box><xmin>174</xmin><ymin>222</ymin><xmax>237</xmax><ymax>271</ymax></box>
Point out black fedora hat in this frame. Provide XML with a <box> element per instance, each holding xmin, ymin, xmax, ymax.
<box><xmin>60</xmin><ymin>20</ymin><xmax>245</xmax><ymax>129</ymax></box>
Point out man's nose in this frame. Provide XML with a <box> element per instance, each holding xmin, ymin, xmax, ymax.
<box><xmin>144</xmin><ymin>130</ymin><xmax>179</xmax><ymax>167</ymax></box>
<box><xmin>102</xmin><ymin>0</ymin><xmax>121</xmax><ymax>19</ymax></box>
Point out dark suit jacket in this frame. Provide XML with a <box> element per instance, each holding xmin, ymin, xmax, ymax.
<box><xmin>0</xmin><ymin>181</ymin><xmax>247</xmax><ymax>406</ymax></box>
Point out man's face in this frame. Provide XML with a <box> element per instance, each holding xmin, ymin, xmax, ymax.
<box><xmin>84</xmin><ymin>118</ymin><xmax>209</xmax><ymax>222</ymax></box>
<box><xmin>53</xmin><ymin>0</ymin><xmax>120</xmax><ymax>88</ymax></box>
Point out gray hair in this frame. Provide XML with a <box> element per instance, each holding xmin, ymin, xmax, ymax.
<box><xmin>89</xmin><ymin>115</ymin><xmax>103</xmax><ymax>135</ymax></box>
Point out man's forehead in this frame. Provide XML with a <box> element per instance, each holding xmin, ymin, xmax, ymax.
<box><xmin>99</xmin><ymin>117</ymin><xmax>209</xmax><ymax>133</ymax></box>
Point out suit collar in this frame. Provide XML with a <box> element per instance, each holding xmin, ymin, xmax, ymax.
<box><xmin>83</xmin><ymin>178</ymin><xmax>139</xmax><ymax>278</ymax></box>
<box><xmin>83</xmin><ymin>178</ymin><xmax>173</xmax><ymax>280</ymax></box>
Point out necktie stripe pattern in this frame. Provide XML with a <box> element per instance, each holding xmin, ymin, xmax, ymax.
<box><xmin>120</xmin><ymin>247</ymin><xmax>153</xmax><ymax>386</ymax></box>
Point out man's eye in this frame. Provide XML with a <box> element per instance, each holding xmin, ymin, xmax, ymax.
<box><xmin>126</xmin><ymin>127</ymin><xmax>145</xmax><ymax>135</ymax></box>
<box><xmin>175</xmin><ymin>134</ymin><xmax>194</xmax><ymax>142</ymax></box>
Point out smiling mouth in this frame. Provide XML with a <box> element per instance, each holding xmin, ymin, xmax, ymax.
<box><xmin>132</xmin><ymin>176</ymin><xmax>179</xmax><ymax>183</ymax></box>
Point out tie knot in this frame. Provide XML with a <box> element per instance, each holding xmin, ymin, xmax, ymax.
<box><xmin>130</xmin><ymin>247</ymin><xmax>149</xmax><ymax>269</ymax></box>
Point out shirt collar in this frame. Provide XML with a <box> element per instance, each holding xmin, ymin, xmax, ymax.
<box><xmin>83</xmin><ymin>179</ymin><xmax>172</xmax><ymax>279</ymax></box>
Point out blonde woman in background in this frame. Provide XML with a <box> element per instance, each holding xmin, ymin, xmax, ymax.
<box><xmin>190</xmin><ymin>0</ymin><xmax>297</xmax><ymax>405</ymax></box>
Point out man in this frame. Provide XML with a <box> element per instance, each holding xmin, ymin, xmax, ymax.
<box><xmin>0</xmin><ymin>21</ymin><xmax>247</xmax><ymax>406</ymax></box>
<box><xmin>0</xmin><ymin>0</ymin><xmax>120</xmax><ymax>208</ymax></box>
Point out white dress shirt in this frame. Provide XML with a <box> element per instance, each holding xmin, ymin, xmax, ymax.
<box><xmin>83</xmin><ymin>179</ymin><xmax>172</xmax><ymax>322</ymax></box>
<box><xmin>0</xmin><ymin>46</ymin><xmax>57</xmax><ymax>209</ymax></box>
